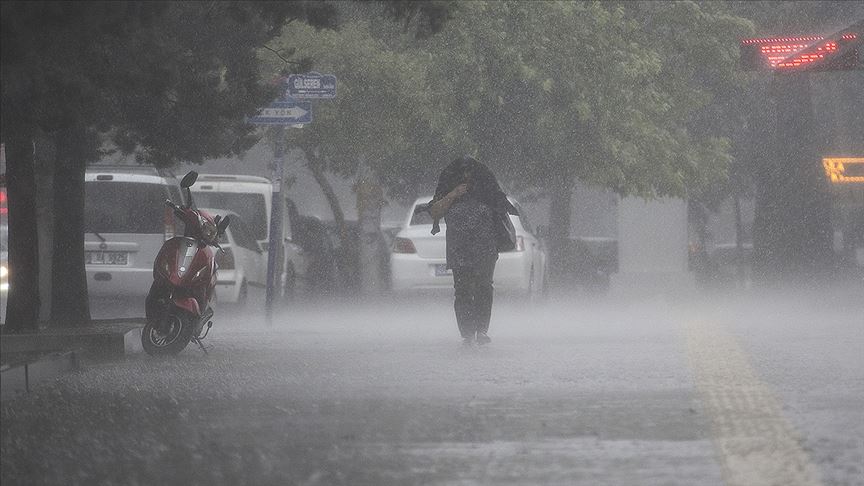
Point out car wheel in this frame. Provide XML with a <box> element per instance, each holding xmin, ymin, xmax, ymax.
<box><xmin>527</xmin><ymin>264</ymin><xmax>538</xmax><ymax>303</ymax></box>
<box><xmin>237</xmin><ymin>280</ymin><xmax>248</xmax><ymax>307</ymax></box>
<box><xmin>282</xmin><ymin>265</ymin><xmax>296</xmax><ymax>304</ymax></box>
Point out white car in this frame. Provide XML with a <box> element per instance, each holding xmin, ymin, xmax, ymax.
<box><xmin>202</xmin><ymin>210</ymin><xmax>266</xmax><ymax>305</ymax></box>
<box><xmin>191</xmin><ymin>174</ymin><xmax>307</xmax><ymax>301</ymax></box>
<box><xmin>390</xmin><ymin>197</ymin><xmax>546</xmax><ymax>296</ymax></box>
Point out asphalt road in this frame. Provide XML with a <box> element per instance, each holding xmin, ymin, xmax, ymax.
<box><xmin>2</xmin><ymin>289</ymin><xmax>863</xmax><ymax>486</ymax></box>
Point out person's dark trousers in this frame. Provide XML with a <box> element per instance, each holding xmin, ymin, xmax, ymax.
<box><xmin>452</xmin><ymin>260</ymin><xmax>496</xmax><ymax>339</ymax></box>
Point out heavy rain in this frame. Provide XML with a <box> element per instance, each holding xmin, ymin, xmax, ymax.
<box><xmin>1</xmin><ymin>2</ymin><xmax>863</xmax><ymax>486</ymax></box>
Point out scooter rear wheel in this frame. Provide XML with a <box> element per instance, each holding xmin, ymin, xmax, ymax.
<box><xmin>142</xmin><ymin>312</ymin><xmax>194</xmax><ymax>356</ymax></box>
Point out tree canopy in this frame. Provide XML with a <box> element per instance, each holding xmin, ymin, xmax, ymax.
<box><xmin>0</xmin><ymin>0</ymin><xmax>458</xmax><ymax>330</ymax></box>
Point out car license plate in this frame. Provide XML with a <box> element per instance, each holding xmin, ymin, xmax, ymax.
<box><xmin>86</xmin><ymin>251</ymin><xmax>128</xmax><ymax>265</ymax></box>
<box><xmin>434</xmin><ymin>264</ymin><xmax>451</xmax><ymax>277</ymax></box>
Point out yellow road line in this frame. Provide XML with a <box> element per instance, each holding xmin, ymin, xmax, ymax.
<box><xmin>683</xmin><ymin>320</ymin><xmax>823</xmax><ymax>486</ymax></box>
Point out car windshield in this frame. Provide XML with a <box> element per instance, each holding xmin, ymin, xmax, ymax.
<box><xmin>410</xmin><ymin>207</ymin><xmax>434</xmax><ymax>226</ymax></box>
<box><xmin>227</xmin><ymin>217</ymin><xmax>259</xmax><ymax>251</ymax></box>
<box><xmin>193</xmin><ymin>192</ymin><xmax>267</xmax><ymax>241</ymax></box>
<box><xmin>85</xmin><ymin>182</ymin><xmax>169</xmax><ymax>234</ymax></box>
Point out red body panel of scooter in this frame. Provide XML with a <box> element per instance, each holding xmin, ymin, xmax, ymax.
<box><xmin>153</xmin><ymin>236</ymin><xmax>216</xmax><ymax>316</ymax></box>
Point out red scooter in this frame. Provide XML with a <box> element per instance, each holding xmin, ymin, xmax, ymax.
<box><xmin>143</xmin><ymin>171</ymin><xmax>229</xmax><ymax>356</ymax></box>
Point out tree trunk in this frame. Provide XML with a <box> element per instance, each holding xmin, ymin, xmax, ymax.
<box><xmin>50</xmin><ymin>128</ymin><xmax>90</xmax><ymax>327</ymax></box>
<box><xmin>687</xmin><ymin>201</ymin><xmax>712</xmax><ymax>285</ymax></box>
<box><xmin>306</xmin><ymin>153</ymin><xmax>350</xmax><ymax>250</ymax></box>
<box><xmin>356</xmin><ymin>161</ymin><xmax>385</xmax><ymax>296</ymax></box>
<box><xmin>33</xmin><ymin>129</ymin><xmax>56</xmax><ymax>323</ymax></box>
<box><xmin>3</xmin><ymin>128</ymin><xmax>40</xmax><ymax>333</ymax></box>
<box><xmin>547</xmin><ymin>174</ymin><xmax>573</xmax><ymax>289</ymax></box>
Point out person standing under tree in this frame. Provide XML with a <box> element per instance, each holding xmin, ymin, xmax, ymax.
<box><xmin>423</xmin><ymin>156</ymin><xmax>517</xmax><ymax>346</ymax></box>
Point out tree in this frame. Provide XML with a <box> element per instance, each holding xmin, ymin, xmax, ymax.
<box><xmin>264</xmin><ymin>12</ymin><xmax>448</xmax><ymax>294</ymax></box>
<box><xmin>415</xmin><ymin>1</ymin><xmax>747</xmax><ymax>287</ymax></box>
<box><xmin>614</xmin><ymin>1</ymin><xmax>755</xmax><ymax>284</ymax></box>
<box><xmin>1</xmin><ymin>1</ymin><xmax>336</xmax><ymax>330</ymax></box>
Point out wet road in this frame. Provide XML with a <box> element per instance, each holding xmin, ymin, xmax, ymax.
<box><xmin>2</xmin><ymin>291</ymin><xmax>863</xmax><ymax>485</ymax></box>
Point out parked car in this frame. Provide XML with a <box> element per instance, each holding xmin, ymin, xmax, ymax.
<box><xmin>390</xmin><ymin>196</ymin><xmax>546</xmax><ymax>296</ymax></box>
<box><xmin>201</xmin><ymin>209</ymin><xmax>265</xmax><ymax>305</ymax></box>
<box><xmin>708</xmin><ymin>242</ymin><xmax>753</xmax><ymax>287</ymax></box>
<box><xmin>84</xmin><ymin>166</ymin><xmax>182</xmax><ymax>301</ymax></box>
<box><xmin>293</xmin><ymin>215</ymin><xmax>339</xmax><ymax>296</ymax></box>
<box><xmin>191</xmin><ymin>174</ymin><xmax>307</xmax><ymax>300</ymax></box>
<box><xmin>322</xmin><ymin>220</ymin><xmax>392</xmax><ymax>294</ymax></box>
<box><xmin>288</xmin><ymin>217</ymin><xmax>392</xmax><ymax>297</ymax></box>
<box><xmin>557</xmin><ymin>237</ymin><xmax>618</xmax><ymax>292</ymax></box>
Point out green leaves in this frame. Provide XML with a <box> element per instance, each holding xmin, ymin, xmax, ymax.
<box><xmin>0</xmin><ymin>1</ymin><xmax>324</xmax><ymax>167</ymax></box>
<box><xmin>255</xmin><ymin>1</ymin><xmax>756</xmax><ymax>204</ymax></box>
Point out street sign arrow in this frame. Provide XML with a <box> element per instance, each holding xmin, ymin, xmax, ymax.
<box><xmin>248</xmin><ymin>100</ymin><xmax>312</xmax><ymax>125</ymax></box>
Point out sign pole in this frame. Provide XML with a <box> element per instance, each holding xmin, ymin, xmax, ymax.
<box><xmin>252</xmin><ymin>73</ymin><xmax>335</xmax><ymax>325</ymax></box>
<box><xmin>265</xmin><ymin>127</ymin><xmax>285</xmax><ymax>326</ymax></box>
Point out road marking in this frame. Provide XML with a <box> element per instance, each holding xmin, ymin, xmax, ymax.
<box><xmin>683</xmin><ymin>320</ymin><xmax>823</xmax><ymax>486</ymax></box>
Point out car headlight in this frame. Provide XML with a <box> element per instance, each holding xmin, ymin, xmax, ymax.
<box><xmin>0</xmin><ymin>265</ymin><xmax>7</xmax><ymax>278</ymax></box>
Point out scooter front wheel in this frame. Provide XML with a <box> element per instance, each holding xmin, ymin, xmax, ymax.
<box><xmin>142</xmin><ymin>312</ymin><xmax>194</xmax><ymax>356</ymax></box>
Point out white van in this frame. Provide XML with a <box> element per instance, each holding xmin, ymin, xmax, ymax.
<box><xmin>191</xmin><ymin>174</ymin><xmax>306</xmax><ymax>297</ymax></box>
<box><xmin>189</xmin><ymin>175</ymin><xmax>272</xmax><ymax>248</ymax></box>
<box><xmin>84</xmin><ymin>166</ymin><xmax>182</xmax><ymax>299</ymax></box>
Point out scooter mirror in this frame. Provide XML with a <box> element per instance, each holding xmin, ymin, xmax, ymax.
<box><xmin>180</xmin><ymin>171</ymin><xmax>198</xmax><ymax>189</ymax></box>
<box><xmin>217</xmin><ymin>215</ymin><xmax>230</xmax><ymax>235</ymax></box>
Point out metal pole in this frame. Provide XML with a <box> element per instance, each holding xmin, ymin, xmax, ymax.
<box><xmin>265</xmin><ymin>127</ymin><xmax>286</xmax><ymax>325</ymax></box>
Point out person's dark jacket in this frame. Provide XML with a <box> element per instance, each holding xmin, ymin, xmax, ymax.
<box><xmin>415</xmin><ymin>156</ymin><xmax>517</xmax><ymax>236</ymax></box>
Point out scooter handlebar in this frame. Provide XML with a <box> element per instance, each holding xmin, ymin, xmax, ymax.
<box><xmin>165</xmin><ymin>199</ymin><xmax>185</xmax><ymax>218</ymax></box>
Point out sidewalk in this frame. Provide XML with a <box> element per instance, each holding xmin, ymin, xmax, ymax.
<box><xmin>0</xmin><ymin>319</ymin><xmax>144</xmax><ymax>401</ymax></box>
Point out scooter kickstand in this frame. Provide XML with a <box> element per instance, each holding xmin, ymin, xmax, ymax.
<box><xmin>192</xmin><ymin>337</ymin><xmax>209</xmax><ymax>355</ymax></box>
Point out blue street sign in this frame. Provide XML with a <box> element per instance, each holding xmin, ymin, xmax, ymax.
<box><xmin>286</xmin><ymin>73</ymin><xmax>337</xmax><ymax>99</ymax></box>
<box><xmin>248</xmin><ymin>100</ymin><xmax>312</xmax><ymax>125</ymax></box>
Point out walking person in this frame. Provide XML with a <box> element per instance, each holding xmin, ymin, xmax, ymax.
<box><xmin>421</xmin><ymin>156</ymin><xmax>517</xmax><ymax>346</ymax></box>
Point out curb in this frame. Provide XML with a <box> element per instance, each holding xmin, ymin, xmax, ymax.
<box><xmin>0</xmin><ymin>351</ymin><xmax>78</xmax><ymax>401</ymax></box>
<box><xmin>0</xmin><ymin>323</ymin><xmax>144</xmax><ymax>362</ymax></box>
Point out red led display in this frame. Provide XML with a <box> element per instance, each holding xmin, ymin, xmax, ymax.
<box><xmin>773</xmin><ymin>41</ymin><xmax>837</xmax><ymax>68</ymax></box>
<box><xmin>740</xmin><ymin>32</ymin><xmax>860</xmax><ymax>72</ymax></box>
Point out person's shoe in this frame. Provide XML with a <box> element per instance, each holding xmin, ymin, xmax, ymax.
<box><xmin>476</xmin><ymin>332</ymin><xmax>491</xmax><ymax>345</ymax></box>
<box><xmin>462</xmin><ymin>336</ymin><xmax>475</xmax><ymax>347</ymax></box>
